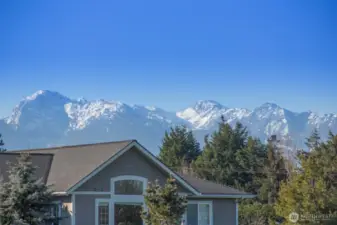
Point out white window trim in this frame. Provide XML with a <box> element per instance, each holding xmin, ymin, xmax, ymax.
<box><xmin>95</xmin><ymin>199</ymin><xmax>110</xmax><ymax>225</ymax></box>
<box><xmin>71</xmin><ymin>194</ymin><xmax>75</xmax><ymax>225</ymax></box>
<box><xmin>50</xmin><ymin>200</ymin><xmax>62</xmax><ymax>225</ymax></box>
<box><xmin>111</xmin><ymin>175</ymin><xmax>148</xmax><ymax>195</ymax></box>
<box><xmin>186</xmin><ymin>201</ymin><xmax>213</xmax><ymax>225</ymax></box>
<box><xmin>235</xmin><ymin>200</ymin><xmax>239</xmax><ymax>225</ymax></box>
<box><xmin>95</xmin><ymin>176</ymin><xmax>149</xmax><ymax>225</ymax></box>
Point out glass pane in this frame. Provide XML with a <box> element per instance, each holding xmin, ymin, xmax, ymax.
<box><xmin>115</xmin><ymin>204</ymin><xmax>143</xmax><ymax>225</ymax></box>
<box><xmin>187</xmin><ymin>204</ymin><xmax>198</xmax><ymax>225</ymax></box>
<box><xmin>114</xmin><ymin>180</ymin><xmax>143</xmax><ymax>195</ymax></box>
<box><xmin>99</xmin><ymin>203</ymin><xmax>109</xmax><ymax>225</ymax></box>
<box><xmin>199</xmin><ymin>204</ymin><xmax>210</xmax><ymax>225</ymax></box>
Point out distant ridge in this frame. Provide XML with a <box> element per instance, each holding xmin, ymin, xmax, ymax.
<box><xmin>1</xmin><ymin>90</ymin><xmax>336</xmax><ymax>154</ymax></box>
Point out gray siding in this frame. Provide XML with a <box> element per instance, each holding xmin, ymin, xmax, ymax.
<box><xmin>75</xmin><ymin>194</ymin><xmax>110</xmax><ymax>225</ymax></box>
<box><xmin>213</xmin><ymin>199</ymin><xmax>236</xmax><ymax>225</ymax></box>
<box><xmin>186</xmin><ymin>198</ymin><xmax>237</xmax><ymax>225</ymax></box>
<box><xmin>76</xmin><ymin>146</ymin><xmax>191</xmax><ymax>193</ymax></box>
<box><xmin>66</xmin><ymin>146</ymin><xmax>237</xmax><ymax>225</ymax></box>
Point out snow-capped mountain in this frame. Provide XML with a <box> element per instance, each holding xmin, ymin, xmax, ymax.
<box><xmin>1</xmin><ymin>90</ymin><xmax>337</xmax><ymax>154</ymax></box>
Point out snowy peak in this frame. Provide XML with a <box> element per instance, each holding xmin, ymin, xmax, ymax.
<box><xmin>2</xmin><ymin>90</ymin><xmax>337</xmax><ymax>152</ymax></box>
<box><xmin>253</xmin><ymin>102</ymin><xmax>285</xmax><ymax>120</ymax></box>
<box><xmin>257</xmin><ymin>102</ymin><xmax>281</xmax><ymax>110</ymax></box>
<box><xmin>6</xmin><ymin>90</ymin><xmax>72</xmax><ymax>126</ymax></box>
<box><xmin>193</xmin><ymin>100</ymin><xmax>225</xmax><ymax>113</ymax></box>
<box><xmin>178</xmin><ymin>100</ymin><xmax>253</xmax><ymax>125</ymax></box>
<box><xmin>25</xmin><ymin>90</ymin><xmax>71</xmax><ymax>102</ymax></box>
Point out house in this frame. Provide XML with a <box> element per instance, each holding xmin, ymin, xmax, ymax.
<box><xmin>0</xmin><ymin>140</ymin><xmax>255</xmax><ymax>225</ymax></box>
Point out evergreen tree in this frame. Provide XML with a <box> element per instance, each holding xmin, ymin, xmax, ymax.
<box><xmin>0</xmin><ymin>175</ymin><xmax>8</xmax><ymax>224</ymax></box>
<box><xmin>0</xmin><ymin>153</ymin><xmax>57</xmax><ymax>225</ymax></box>
<box><xmin>275</xmin><ymin>133</ymin><xmax>337</xmax><ymax>225</ymax></box>
<box><xmin>239</xmin><ymin>202</ymin><xmax>273</xmax><ymax>225</ymax></box>
<box><xmin>305</xmin><ymin>129</ymin><xmax>321</xmax><ymax>151</ymax></box>
<box><xmin>235</xmin><ymin>137</ymin><xmax>267</xmax><ymax>194</ymax></box>
<box><xmin>264</xmin><ymin>136</ymin><xmax>288</xmax><ymax>205</ymax></box>
<box><xmin>238</xmin><ymin>136</ymin><xmax>288</xmax><ymax>225</ymax></box>
<box><xmin>192</xmin><ymin>120</ymin><xmax>264</xmax><ymax>191</ymax></box>
<box><xmin>0</xmin><ymin>133</ymin><xmax>6</xmax><ymax>152</ymax></box>
<box><xmin>159</xmin><ymin>126</ymin><xmax>201</xmax><ymax>172</ymax></box>
<box><xmin>142</xmin><ymin>177</ymin><xmax>187</xmax><ymax>225</ymax></box>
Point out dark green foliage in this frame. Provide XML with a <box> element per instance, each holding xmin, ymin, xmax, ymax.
<box><xmin>0</xmin><ymin>133</ymin><xmax>6</xmax><ymax>152</ymax></box>
<box><xmin>159</xmin><ymin>125</ymin><xmax>201</xmax><ymax>171</ymax></box>
<box><xmin>239</xmin><ymin>201</ymin><xmax>273</xmax><ymax>225</ymax></box>
<box><xmin>264</xmin><ymin>137</ymin><xmax>288</xmax><ymax>205</ymax></box>
<box><xmin>142</xmin><ymin>177</ymin><xmax>187</xmax><ymax>225</ymax></box>
<box><xmin>154</xmin><ymin>118</ymin><xmax>336</xmax><ymax>224</ymax></box>
<box><xmin>275</xmin><ymin>132</ymin><xmax>337</xmax><ymax>224</ymax></box>
<box><xmin>190</xmin><ymin>118</ymin><xmax>292</xmax><ymax>224</ymax></box>
<box><xmin>193</xmin><ymin>120</ymin><xmax>267</xmax><ymax>192</ymax></box>
<box><xmin>0</xmin><ymin>153</ymin><xmax>57</xmax><ymax>225</ymax></box>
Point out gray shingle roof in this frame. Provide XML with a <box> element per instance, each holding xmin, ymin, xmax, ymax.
<box><xmin>10</xmin><ymin>140</ymin><xmax>133</xmax><ymax>192</ymax></box>
<box><xmin>178</xmin><ymin>173</ymin><xmax>250</xmax><ymax>196</ymax></box>
<box><xmin>0</xmin><ymin>152</ymin><xmax>54</xmax><ymax>184</ymax></box>
<box><xmin>1</xmin><ymin>140</ymin><xmax>252</xmax><ymax>197</ymax></box>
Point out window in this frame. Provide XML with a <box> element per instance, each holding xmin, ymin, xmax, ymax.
<box><xmin>46</xmin><ymin>202</ymin><xmax>61</xmax><ymax>225</ymax></box>
<box><xmin>108</xmin><ymin>176</ymin><xmax>148</xmax><ymax>225</ymax></box>
<box><xmin>199</xmin><ymin>204</ymin><xmax>210</xmax><ymax>225</ymax></box>
<box><xmin>115</xmin><ymin>203</ymin><xmax>143</xmax><ymax>225</ymax></box>
<box><xmin>111</xmin><ymin>176</ymin><xmax>147</xmax><ymax>200</ymax></box>
<box><xmin>186</xmin><ymin>202</ymin><xmax>212</xmax><ymax>225</ymax></box>
<box><xmin>98</xmin><ymin>202</ymin><xmax>109</xmax><ymax>225</ymax></box>
<box><xmin>114</xmin><ymin>180</ymin><xmax>143</xmax><ymax>195</ymax></box>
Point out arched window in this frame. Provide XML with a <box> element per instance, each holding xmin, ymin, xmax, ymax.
<box><xmin>100</xmin><ymin>176</ymin><xmax>148</xmax><ymax>225</ymax></box>
<box><xmin>111</xmin><ymin>176</ymin><xmax>147</xmax><ymax>195</ymax></box>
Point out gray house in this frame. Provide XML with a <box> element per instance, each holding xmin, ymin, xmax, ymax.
<box><xmin>1</xmin><ymin>140</ymin><xmax>254</xmax><ymax>225</ymax></box>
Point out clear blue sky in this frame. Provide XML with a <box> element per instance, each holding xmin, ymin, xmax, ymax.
<box><xmin>1</xmin><ymin>0</ymin><xmax>337</xmax><ymax>117</ymax></box>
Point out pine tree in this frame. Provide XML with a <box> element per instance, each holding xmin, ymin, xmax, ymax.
<box><xmin>239</xmin><ymin>202</ymin><xmax>273</xmax><ymax>225</ymax></box>
<box><xmin>142</xmin><ymin>177</ymin><xmax>187</xmax><ymax>225</ymax></box>
<box><xmin>159</xmin><ymin>125</ymin><xmax>201</xmax><ymax>172</ymax></box>
<box><xmin>0</xmin><ymin>153</ymin><xmax>57</xmax><ymax>225</ymax></box>
<box><xmin>305</xmin><ymin>128</ymin><xmax>321</xmax><ymax>151</ymax></box>
<box><xmin>192</xmin><ymin>120</ymin><xmax>260</xmax><ymax>191</ymax></box>
<box><xmin>0</xmin><ymin>175</ymin><xmax>8</xmax><ymax>224</ymax></box>
<box><xmin>0</xmin><ymin>133</ymin><xmax>6</xmax><ymax>152</ymax></box>
<box><xmin>275</xmin><ymin>133</ymin><xmax>337</xmax><ymax>225</ymax></box>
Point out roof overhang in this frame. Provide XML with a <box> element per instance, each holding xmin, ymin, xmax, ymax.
<box><xmin>66</xmin><ymin>141</ymin><xmax>200</xmax><ymax>195</ymax></box>
<box><xmin>52</xmin><ymin>191</ymin><xmax>68</xmax><ymax>196</ymax></box>
<box><xmin>188</xmin><ymin>194</ymin><xmax>256</xmax><ymax>199</ymax></box>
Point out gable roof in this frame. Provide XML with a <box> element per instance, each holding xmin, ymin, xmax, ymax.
<box><xmin>3</xmin><ymin>140</ymin><xmax>254</xmax><ymax>198</ymax></box>
<box><xmin>0</xmin><ymin>152</ymin><xmax>54</xmax><ymax>184</ymax></box>
<box><xmin>11</xmin><ymin>140</ymin><xmax>133</xmax><ymax>192</ymax></box>
<box><xmin>66</xmin><ymin>141</ymin><xmax>200</xmax><ymax>195</ymax></box>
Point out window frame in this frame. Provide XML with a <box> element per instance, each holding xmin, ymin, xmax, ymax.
<box><xmin>48</xmin><ymin>201</ymin><xmax>62</xmax><ymax>225</ymax></box>
<box><xmin>185</xmin><ymin>201</ymin><xmax>213</xmax><ymax>225</ymax></box>
<box><xmin>95</xmin><ymin>199</ymin><xmax>110</xmax><ymax>225</ymax></box>
<box><xmin>95</xmin><ymin>176</ymin><xmax>149</xmax><ymax>225</ymax></box>
<box><xmin>110</xmin><ymin>175</ymin><xmax>148</xmax><ymax>203</ymax></box>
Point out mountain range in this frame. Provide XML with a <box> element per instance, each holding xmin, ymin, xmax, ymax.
<box><xmin>1</xmin><ymin>90</ymin><xmax>336</xmax><ymax>155</ymax></box>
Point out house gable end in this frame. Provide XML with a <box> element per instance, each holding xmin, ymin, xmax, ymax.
<box><xmin>72</xmin><ymin>144</ymin><xmax>197</xmax><ymax>195</ymax></box>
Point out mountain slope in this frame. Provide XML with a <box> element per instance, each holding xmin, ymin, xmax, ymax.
<box><xmin>1</xmin><ymin>90</ymin><xmax>337</xmax><ymax>154</ymax></box>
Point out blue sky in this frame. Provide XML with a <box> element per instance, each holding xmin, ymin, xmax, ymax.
<box><xmin>0</xmin><ymin>0</ymin><xmax>337</xmax><ymax>117</ymax></box>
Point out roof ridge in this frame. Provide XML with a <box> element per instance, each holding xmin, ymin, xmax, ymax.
<box><xmin>10</xmin><ymin>139</ymin><xmax>135</xmax><ymax>152</ymax></box>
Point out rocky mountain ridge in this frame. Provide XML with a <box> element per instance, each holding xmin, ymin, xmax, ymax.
<box><xmin>2</xmin><ymin>90</ymin><xmax>336</xmax><ymax>154</ymax></box>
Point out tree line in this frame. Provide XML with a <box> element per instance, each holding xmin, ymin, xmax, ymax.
<box><xmin>0</xmin><ymin>119</ymin><xmax>336</xmax><ymax>224</ymax></box>
<box><xmin>158</xmin><ymin>118</ymin><xmax>337</xmax><ymax>224</ymax></box>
